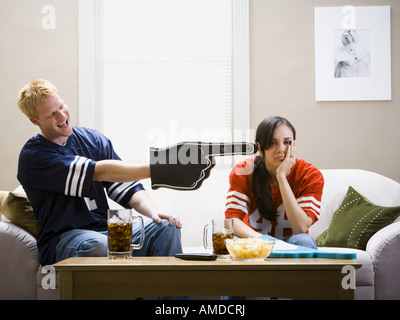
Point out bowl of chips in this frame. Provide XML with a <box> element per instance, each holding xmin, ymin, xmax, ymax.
<box><xmin>225</xmin><ymin>238</ymin><xmax>275</xmax><ymax>261</ymax></box>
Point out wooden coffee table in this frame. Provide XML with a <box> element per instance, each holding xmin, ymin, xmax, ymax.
<box><xmin>53</xmin><ymin>256</ymin><xmax>361</xmax><ymax>300</ymax></box>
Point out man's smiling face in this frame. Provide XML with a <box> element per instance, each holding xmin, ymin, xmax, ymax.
<box><xmin>30</xmin><ymin>93</ymin><xmax>73</xmax><ymax>145</ymax></box>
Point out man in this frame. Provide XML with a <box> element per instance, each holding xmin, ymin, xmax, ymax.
<box><xmin>17</xmin><ymin>79</ymin><xmax>182</xmax><ymax>266</ymax></box>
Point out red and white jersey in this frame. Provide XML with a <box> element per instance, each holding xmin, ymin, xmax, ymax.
<box><xmin>225</xmin><ymin>157</ymin><xmax>324</xmax><ymax>239</ymax></box>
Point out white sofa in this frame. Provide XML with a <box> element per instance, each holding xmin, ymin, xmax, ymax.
<box><xmin>1</xmin><ymin>168</ymin><xmax>399</xmax><ymax>300</ymax></box>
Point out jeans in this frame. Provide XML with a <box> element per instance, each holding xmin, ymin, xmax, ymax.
<box><xmin>55</xmin><ymin>219</ymin><xmax>183</xmax><ymax>262</ymax></box>
<box><xmin>282</xmin><ymin>232</ymin><xmax>318</xmax><ymax>250</ymax></box>
<box><xmin>221</xmin><ymin>233</ymin><xmax>317</xmax><ymax>300</ymax></box>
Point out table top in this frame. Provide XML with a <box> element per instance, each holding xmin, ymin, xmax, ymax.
<box><xmin>53</xmin><ymin>256</ymin><xmax>361</xmax><ymax>272</ymax></box>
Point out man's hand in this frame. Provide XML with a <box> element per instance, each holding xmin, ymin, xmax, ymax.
<box><xmin>151</xmin><ymin>212</ymin><xmax>182</xmax><ymax>228</ymax></box>
<box><xmin>149</xmin><ymin>141</ymin><xmax>257</xmax><ymax>190</ymax></box>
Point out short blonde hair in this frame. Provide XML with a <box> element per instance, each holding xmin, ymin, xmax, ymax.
<box><xmin>18</xmin><ymin>79</ymin><xmax>59</xmax><ymax>119</ymax></box>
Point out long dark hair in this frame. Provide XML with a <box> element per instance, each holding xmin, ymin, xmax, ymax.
<box><xmin>251</xmin><ymin>116</ymin><xmax>296</xmax><ymax>221</ymax></box>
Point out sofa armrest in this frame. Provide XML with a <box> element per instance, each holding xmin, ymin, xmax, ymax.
<box><xmin>366</xmin><ymin>221</ymin><xmax>400</xmax><ymax>299</ymax></box>
<box><xmin>0</xmin><ymin>221</ymin><xmax>39</xmax><ymax>299</ymax></box>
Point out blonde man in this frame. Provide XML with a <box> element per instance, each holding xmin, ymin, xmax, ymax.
<box><xmin>17</xmin><ymin>79</ymin><xmax>182</xmax><ymax>266</ymax></box>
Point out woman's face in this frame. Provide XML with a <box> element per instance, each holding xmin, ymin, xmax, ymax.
<box><xmin>259</xmin><ymin>124</ymin><xmax>294</xmax><ymax>174</ymax></box>
<box><xmin>344</xmin><ymin>42</ymin><xmax>360</xmax><ymax>56</ymax></box>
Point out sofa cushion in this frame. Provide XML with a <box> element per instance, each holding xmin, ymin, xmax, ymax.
<box><xmin>0</xmin><ymin>190</ymin><xmax>39</xmax><ymax>238</ymax></box>
<box><xmin>0</xmin><ymin>221</ymin><xmax>39</xmax><ymax>299</ymax></box>
<box><xmin>316</xmin><ymin>186</ymin><xmax>400</xmax><ymax>250</ymax></box>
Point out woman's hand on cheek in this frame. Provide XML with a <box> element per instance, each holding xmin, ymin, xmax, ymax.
<box><xmin>276</xmin><ymin>141</ymin><xmax>296</xmax><ymax>180</ymax></box>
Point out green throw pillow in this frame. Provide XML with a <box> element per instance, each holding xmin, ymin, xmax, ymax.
<box><xmin>0</xmin><ymin>190</ymin><xmax>40</xmax><ymax>238</ymax></box>
<box><xmin>316</xmin><ymin>186</ymin><xmax>400</xmax><ymax>250</ymax></box>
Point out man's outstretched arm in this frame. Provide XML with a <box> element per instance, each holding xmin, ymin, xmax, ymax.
<box><xmin>93</xmin><ymin>160</ymin><xmax>150</xmax><ymax>182</ymax></box>
<box><xmin>92</xmin><ymin>141</ymin><xmax>257</xmax><ymax>191</ymax></box>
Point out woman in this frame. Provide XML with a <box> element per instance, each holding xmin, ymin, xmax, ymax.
<box><xmin>225</xmin><ymin>116</ymin><xmax>324</xmax><ymax>249</ymax></box>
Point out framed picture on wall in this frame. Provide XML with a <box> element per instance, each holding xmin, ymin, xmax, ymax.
<box><xmin>314</xmin><ymin>6</ymin><xmax>391</xmax><ymax>101</ymax></box>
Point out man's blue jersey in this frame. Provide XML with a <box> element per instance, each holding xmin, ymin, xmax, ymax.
<box><xmin>17</xmin><ymin>127</ymin><xmax>144</xmax><ymax>265</ymax></box>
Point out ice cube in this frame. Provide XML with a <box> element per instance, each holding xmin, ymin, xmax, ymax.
<box><xmin>109</xmin><ymin>214</ymin><xmax>122</xmax><ymax>224</ymax></box>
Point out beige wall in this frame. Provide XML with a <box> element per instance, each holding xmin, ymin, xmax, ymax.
<box><xmin>0</xmin><ymin>0</ymin><xmax>399</xmax><ymax>191</ymax></box>
<box><xmin>250</xmin><ymin>0</ymin><xmax>400</xmax><ymax>183</ymax></box>
<box><xmin>0</xmin><ymin>0</ymin><xmax>78</xmax><ymax>190</ymax></box>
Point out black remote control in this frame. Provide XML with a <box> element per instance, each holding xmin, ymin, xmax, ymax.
<box><xmin>175</xmin><ymin>253</ymin><xmax>217</xmax><ymax>261</ymax></box>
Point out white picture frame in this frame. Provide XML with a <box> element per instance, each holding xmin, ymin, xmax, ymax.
<box><xmin>314</xmin><ymin>6</ymin><xmax>391</xmax><ymax>101</ymax></box>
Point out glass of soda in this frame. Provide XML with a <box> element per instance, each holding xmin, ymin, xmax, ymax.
<box><xmin>107</xmin><ymin>209</ymin><xmax>144</xmax><ymax>259</ymax></box>
<box><xmin>203</xmin><ymin>218</ymin><xmax>234</xmax><ymax>257</ymax></box>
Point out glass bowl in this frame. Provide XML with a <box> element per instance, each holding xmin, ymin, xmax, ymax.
<box><xmin>225</xmin><ymin>238</ymin><xmax>275</xmax><ymax>261</ymax></box>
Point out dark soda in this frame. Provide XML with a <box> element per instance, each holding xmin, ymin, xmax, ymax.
<box><xmin>108</xmin><ymin>222</ymin><xmax>132</xmax><ymax>253</ymax></box>
<box><xmin>212</xmin><ymin>232</ymin><xmax>233</xmax><ymax>255</ymax></box>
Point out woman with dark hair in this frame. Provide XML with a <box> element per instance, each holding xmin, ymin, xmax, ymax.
<box><xmin>225</xmin><ymin>116</ymin><xmax>324</xmax><ymax>249</ymax></box>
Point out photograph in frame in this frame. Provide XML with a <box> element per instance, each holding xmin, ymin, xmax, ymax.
<box><xmin>314</xmin><ymin>6</ymin><xmax>391</xmax><ymax>101</ymax></box>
